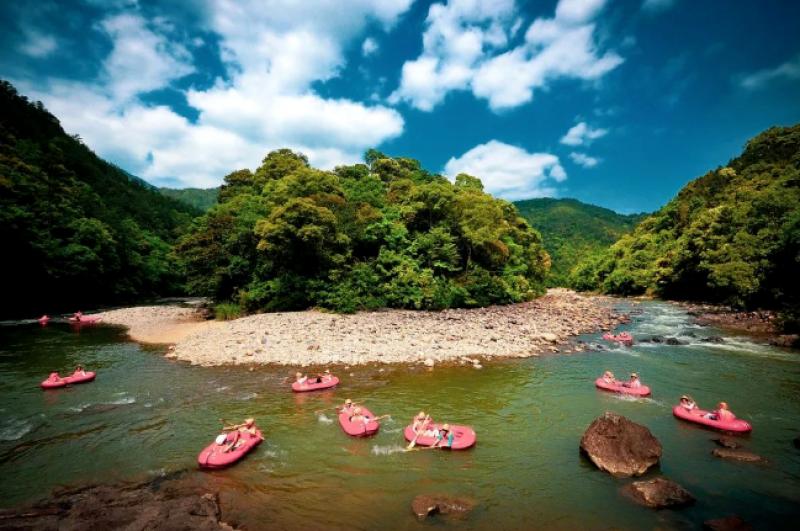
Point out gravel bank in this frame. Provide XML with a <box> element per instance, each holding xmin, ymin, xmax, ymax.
<box><xmin>101</xmin><ymin>289</ymin><xmax>629</xmax><ymax>367</ymax></box>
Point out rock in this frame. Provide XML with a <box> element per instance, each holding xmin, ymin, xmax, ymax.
<box><xmin>704</xmin><ymin>515</ymin><xmax>753</xmax><ymax>531</ymax></box>
<box><xmin>423</xmin><ymin>358</ymin><xmax>435</xmax><ymax>367</ymax></box>
<box><xmin>650</xmin><ymin>336</ymin><xmax>664</xmax><ymax>343</ymax></box>
<box><xmin>711</xmin><ymin>437</ymin><xmax>741</xmax><ymax>449</ymax></box>
<box><xmin>702</xmin><ymin>336</ymin><xmax>726</xmax><ymax>343</ymax></box>
<box><xmin>539</xmin><ymin>332</ymin><xmax>559</xmax><ymax>343</ymax></box>
<box><xmin>473</xmin><ymin>363</ymin><xmax>483</xmax><ymax>370</ymax></box>
<box><xmin>621</xmin><ymin>477</ymin><xmax>695</xmax><ymax>509</ymax></box>
<box><xmin>411</xmin><ymin>494</ymin><xmax>476</xmax><ymax>520</ymax></box>
<box><xmin>769</xmin><ymin>334</ymin><xmax>800</xmax><ymax>348</ymax></box>
<box><xmin>580</xmin><ymin>412</ymin><xmax>662</xmax><ymax>477</ymax></box>
<box><xmin>711</xmin><ymin>448</ymin><xmax>765</xmax><ymax>463</ymax></box>
<box><xmin>665</xmin><ymin>337</ymin><xmax>686</xmax><ymax>345</ymax></box>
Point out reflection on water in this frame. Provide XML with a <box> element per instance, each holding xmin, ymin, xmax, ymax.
<box><xmin>1</xmin><ymin>303</ymin><xmax>800</xmax><ymax>529</ymax></box>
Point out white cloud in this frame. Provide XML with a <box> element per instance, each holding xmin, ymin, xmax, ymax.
<box><xmin>740</xmin><ymin>55</ymin><xmax>800</xmax><ymax>90</ymax></box>
<box><xmin>362</xmin><ymin>37</ymin><xmax>379</xmax><ymax>57</ymax></box>
<box><xmin>642</xmin><ymin>0</ymin><xmax>677</xmax><ymax>14</ymax></box>
<box><xmin>20</xmin><ymin>1</ymin><xmax>412</xmax><ymax>187</ymax></box>
<box><xmin>18</xmin><ymin>29</ymin><xmax>57</xmax><ymax>58</ymax></box>
<box><xmin>444</xmin><ymin>140</ymin><xmax>566</xmax><ymax>199</ymax></box>
<box><xmin>392</xmin><ymin>0</ymin><xmax>623</xmax><ymax>111</ymax></box>
<box><xmin>569</xmin><ymin>151</ymin><xmax>600</xmax><ymax>168</ymax></box>
<box><xmin>560</xmin><ymin>121</ymin><xmax>608</xmax><ymax>146</ymax></box>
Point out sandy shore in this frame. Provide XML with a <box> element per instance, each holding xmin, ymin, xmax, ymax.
<box><xmin>99</xmin><ymin>289</ymin><xmax>629</xmax><ymax>367</ymax></box>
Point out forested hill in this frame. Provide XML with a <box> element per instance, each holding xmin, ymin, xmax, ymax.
<box><xmin>177</xmin><ymin>149</ymin><xmax>551</xmax><ymax>313</ymax></box>
<box><xmin>160</xmin><ymin>187</ymin><xmax>219</xmax><ymax>212</ymax></box>
<box><xmin>571</xmin><ymin>124</ymin><xmax>800</xmax><ymax>326</ymax></box>
<box><xmin>0</xmin><ymin>80</ymin><xmax>199</xmax><ymax>317</ymax></box>
<box><xmin>514</xmin><ymin>198</ymin><xmax>644</xmax><ymax>286</ymax></box>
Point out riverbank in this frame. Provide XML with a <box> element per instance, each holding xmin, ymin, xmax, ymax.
<box><xmin>680</xmin><ymin>302</ymin><xmax>799</xmax><ymax>348</ymax></box>
<box><xmin>98</xmin><ymin>289</ymin><xmax>629</xmax><ymax>367</ymax></box>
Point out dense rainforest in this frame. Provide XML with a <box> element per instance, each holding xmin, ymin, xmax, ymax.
<box><xmin>176</xmin><ymin>149</ymin><xmax>551</xmax><ymax>314</ymax></box>
<box><xmin>160</xmin><ymin>187</ymin><xmax>219</xmax><ymax>212</ymax></box>
<box><xmin>0</xmin><ymin>80</ymin><xmax>199</xmax><ymax>317</ymax></box>
<box><xmin>514</xmin><ymin>198</ymin><xmax>644</xmax><ymax>286</ymax></box>
<box><xmin>571</xmin><ymin>124</ymin><xmax>800</xmax><ymax>328</ymax></box>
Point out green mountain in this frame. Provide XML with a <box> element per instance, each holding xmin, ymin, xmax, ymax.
<box><xmin>0</xmin><ymin>80</ymin><xmax>199</xmax><ymax>317</ymax></box>
<box><xmin>160</xmin><ymin>187</ymin><xmax>219</xmax><ymax>212</ymax></box>
<box><xmin>571</xmin><ymin>124</ymin><xmax>800</xmax><ymax>324</ymax></box>
<box><xmin>514</xmin><ymin>198</ymin><xmax>645</xmax><ymax>286</ymax></box>
<box><xmin>176</xmin><ymin>149</ymin><xmax>550</xmax><ymax>313</ymax></box>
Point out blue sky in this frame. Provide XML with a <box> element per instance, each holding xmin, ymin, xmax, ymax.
<box><xmin>1</xmin><ymin>0</ymin><xmax>799</xmax><ymax>213</ymax></box>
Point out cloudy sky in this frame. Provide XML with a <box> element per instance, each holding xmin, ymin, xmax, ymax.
<box><xmin>1</xmin><ymin>0</ymin><xmax>799</xmax><ymax>212</ymax></box>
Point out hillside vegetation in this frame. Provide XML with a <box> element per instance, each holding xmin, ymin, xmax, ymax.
<box><xmin>160</xmin><ymin>187</ymin><xmax>218</xmax><ymax>212</ymax></box>
<box><xmin>0</xmin><ymin>81</ymin><xmax>199</xmax><ymax>316</ymax></box>
<box><xmin>572</xmin><ymin>125</ymin><xmax>800</xmax><ymax>326</ymax></box>
<box><xmin>177</xmin><ymin>149</ymin><xmax>550</xmax><ymax>313</ymax></box>
<box><xmin>514</xmin><ymin>198</ymin><xmax>644</xmax><ymax>286</ymax></box>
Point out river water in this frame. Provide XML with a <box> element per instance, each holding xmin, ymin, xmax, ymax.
<box><xmin>1</xmin><ymin>302</ymin><xmax>799</xmax><ymax>529</ymax></box>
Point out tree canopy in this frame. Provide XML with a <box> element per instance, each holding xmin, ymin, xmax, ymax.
<box><xmin>177</xmin><ymin>149</ymin><xmax>551</xmax><ymax>313</ymax></box>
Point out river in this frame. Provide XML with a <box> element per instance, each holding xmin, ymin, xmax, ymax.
<box><xmin>1</xmin><ymin>301</ymin><xmax>799</xmax><ymax>529</ymax></box>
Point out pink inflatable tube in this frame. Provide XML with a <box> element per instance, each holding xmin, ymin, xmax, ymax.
<box><xmin>69</xmin><ymin>315</ymin><xmax>102</xmax><ymax>324</ymax></box>
<box><xmin>595</xmin><ymin>377</ymin><xmax>651</xmax><ymax>397</ymax></box>
<box><xmin>291</xmin><ymin>376</ymin><xmax>339</xmax><ymax>392</ymax></box>
<box><xmin>403</xmin><ymin>423</ymin><xmax>476</xmax><ymax>450</ymax></box>
<box><xmin>672</xmin><ymin>406</ymin><xmax>752</xmax><ymax>433</ymax></box>
<box><xmin>338</xmin><ymin>406</ymin><xmax>380</xmax><ymax>437</ymax></box>
<box><xmin>40</xmin><ymin>371</ymin><xmax>96</xmax><ymax>389</ymax></box>
<box><xmin>198</xmin><ymin>429</ymin><xmax>263</xmax><ymax>469</ymax></box>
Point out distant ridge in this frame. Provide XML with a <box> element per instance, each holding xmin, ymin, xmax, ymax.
<box><xmin>160</xmin><ymin>187</ymin><xmax>219</xmax><ymax>212</ymax></box>
<box><xmin>514</xmin><ymin>197</ymin><xmax>645</xmax><ymax>286</ymax></box>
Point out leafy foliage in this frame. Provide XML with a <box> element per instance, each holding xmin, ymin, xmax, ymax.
<box><xmin>514</xmin><ymin>198</ymin><xmax>644</xmax><ymax>286</ymax></box>
<box><xmin>0</xmin><ymin>80</ymin><xmax>199</xmax><ymax>317</ymax></box>
<box><xmin>571</xmin><ymin>125</ymin><xmax>800</xmax><ymax>320</ymax></box>
<box><xmin>177</xmin><ymin>150</ymin><xmax>550</xmax><ymax>312</ymax></box>
<box><xmin>160</xmin><ymin>187</ymin><xmax>219</xmax><ymax>212</ymax></box>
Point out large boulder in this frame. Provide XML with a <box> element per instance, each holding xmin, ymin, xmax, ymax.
<box><xmin>621</xmin><ymin>477</ymin><xmax>695</xmax><ymax>509</ymax></box>
<box><xmin>711</xmin><ymin>436</ymin><xmax>741</xmax><ymax>449</ymax></box>
<box><xmin>411</xmin><ymin>494</ymin><xmax>475</xmax><ymax>520</ymax></box>
<box><xmin>580</xmin><ymin>412</ymin><xmax>662</xmax><ymax>476</ymax></box>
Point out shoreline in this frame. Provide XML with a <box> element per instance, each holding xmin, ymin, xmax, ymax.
<box><xmin>98</xmin><ymin>289</ymin><xmax>631</xmax><ymax>367</ymax></box>
<box><xmin>678</xmin><ymin>302</ymin><xmax>799</xmax><ymax>348</ymax></box>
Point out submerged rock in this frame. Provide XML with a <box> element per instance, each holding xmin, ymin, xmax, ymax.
<box><xmin>711</xmin><ymin>437</ymin><xmax>741</xmax><ymax>449</ymax></box>
<box><xmin>703</xmin><ymin>515</ymin><xmax>753</xmax><ymax>531</ymax></box>
<box><xmin>621</xmin><ymin>477</ymin><xmax>695</xmax><ymax>509</ymax></box>
<box><xmin>711</xmin><ymin>448</ymin><xmax>765</xmax><ymax>463</ymax></box>
<box><xmin>411</xmin><ymin>494</ymin><xmax>476</xmax><ymax>520</ymax></box>
<box><xmin>665</xmin><ymin>337</ymin><xmax>687</xmax><ymax>345</ymax></box>
<box><xmin>580</xmin><ymin>412</ymin><xmax>662</xmax><ymax>477</ymax></box>
<box><xmin>701</xmin><ymin>336</ymin><xmax>726</xmax><ymax>344</ymax></box>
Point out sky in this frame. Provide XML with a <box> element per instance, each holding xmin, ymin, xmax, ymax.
<box><xmin>1</xmin><ymin>0</ymin><xmax>799</xmax><ymax>213</ymax></box>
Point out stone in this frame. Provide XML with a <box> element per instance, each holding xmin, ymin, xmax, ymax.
<box><xmin>621</xmin><ymin>477</ymin><xmax>695</xmax><ymax>509</ymax></box>
<box><xmin>711</xmin><ymin>437</ymin><xmax>741</xmax><ymax>449</ymax></box>
<box><xmin>423</xmin><ymin>358</ymin><xmax>435</xmax><ymax>367</ymax></box>
<box><xmin>411</xmin><ymin>494</ymin><xmax>476</xmax><ymax>520</ymax></box>
<box><xmin>539</xmin><ymin>332</ymin><xmax>559</xmax><ymax>343</ymax></box>
<box><xmin>711</xmin><ymin>448</ymin><xmax>765</xmax><ymax>463</ymax></box>
<box><xmin>665</xmin><ymin>337</ymin><xmax>687</xmax><ymax>345</ymax></box>
<box><xmin>701</xmin><ymin>336</ymin><xmax>726</xmax><ymax>344</ymax></box>
<box><xmin>769</xmin><ymin>334</ymin><xmax>800</xmax><ymax>348</ymax></box>
<box><xmin>580</xmin><ymin>412</ymin><xmax>662</xmax><ymax>477</ymax></box>
<box><xmin>703</xmin><ymin>515</ymin><xmax>753</xmax><ymax>531</ymax></box>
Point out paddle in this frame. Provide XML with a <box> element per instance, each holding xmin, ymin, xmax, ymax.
<box><xmin>315</xmin><ymin>398</ymin><xmax>366</xmax><ymax>415</ymax></box>
<box><xmin>405</xmin><ymin>415</ymin><xmax>430</xmax><ymax>451</ymax></box>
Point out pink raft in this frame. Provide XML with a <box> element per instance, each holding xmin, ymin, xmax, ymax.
<box><xmin>292</xmin><ymin>376</ymin><xmax>339</xmax><ymax>392</ymax></box>
<box><xmin>403</xmin><ymin>423</ymin><xmax>477</xmax><ymax>450</ymax></box>
<box><xmin>672</xmin><ymin>406</ymin><xmax>752</xmax><ymax>433</ymax></box>
<box><xmin>197</xmin><ymin>429</ymin><xmax>263</xmax><ymax>469</ymax></box>
<box><xmin>603</xmin><ymin>332</ymin><xmax>633</xmax><ymax>345</ymax></box>
<box><xmin>338</xmin><ymin>406</ymin><xmax>380</xmax><ymax>437</ymax></box>
<box><xmin>38</xmin><ymin>315</ymin><xmax>50</xmax><ymax>325</ymax></box>
<box><xmin>69</xmin><ymin>315</ymin><xmax>102</xmax><ymax>324</ymax></box>
<box><xmin>595</xmin><ymin>377</ymin><xmax>651</xmax><ymax>397</ymax></box>
<box><xmin>41</xmin><ymin>371</ymin><xmax>96</xmax><ymax>389</ymax></box>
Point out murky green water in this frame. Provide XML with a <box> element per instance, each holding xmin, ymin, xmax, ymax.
<box><xmin>1</xmin><ymin>302</ymin><xmax>799</xmax><ymax>529</ymax></box>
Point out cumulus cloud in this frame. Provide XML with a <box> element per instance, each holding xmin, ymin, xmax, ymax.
<box><xmin>19</xmin><ymin>1</ymin><xmax>412</xmax><ymax>187</ymax></box>
<box><xmin>391</xmin><ymin>0</ymin><xmax>623</xmax><ymax>111</ymax></box>
<box><xmin>362</xmin><ymin>37</ymin><xmax>379</xmax><ymax>57</ymax></box>
<box><xmin>444</xmin><ymin>140</ymin><xmax>566</xmax><ymax>199</ymax></box>
<box><xmin>560</xmin><ymin>121</ymin><xmax>608</xmax><ymax>146</ymax></box>
<box><xmin>569</xmin><ymin>151</ymin><xmax>600</xmax><ymax>168</ymax></box>
<box><xmin>18</xmin><ymin>29</ymin><xmax>57</xmax><ymax>58</ymax></box>
<box><xmin>739</xmin><ymin>54</ymin><xmax>800</xmax><ymax>90</ymax></box>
